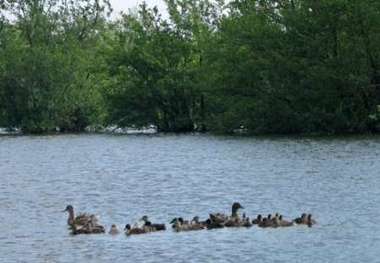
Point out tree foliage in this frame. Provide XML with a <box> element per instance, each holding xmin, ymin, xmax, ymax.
<box><xmin>1</xmin><ymin>0</ymin><xmax>380</xmax><ymax>134</ymax></box>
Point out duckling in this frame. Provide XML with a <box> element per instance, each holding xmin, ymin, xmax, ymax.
<box><xmin>140</xmin><ymin>215</ymin><xmax>166</xmax><ymax>231</ymax></box>
<box><xmin>209</xmin><ymin>213</ymin><xmax>228</xmax><ymax>225</ymax></box>
<box><xmin>170</xmin><ymin>217</ymin><xmax>187</xmax><ymax>232</ymax></box>
<box><xmin>252</xmin><ymin>214</ymin><xmax>262</xmax><ymax>225</ymax></box>
<box><xmin>306</xmin><ymin>214</ymin><xmax>317</xmax><ymax>227</ymax></box>
<box><xmin>170</xmin><ymin>217</ymin><xmax>205</xmax><ymax>232</ymax></box>
<box><xmin>294</xmin><ymin>213</ymin><xmax>308</xmax><ymax>224</ymax></box>
<box><xmin>191</xmin><ymin>216</ymin><xmax>207</xmax><ymax>229</ymax></box>
<box><xmin>278</xmin><ymin>215</ymin><xmax>293</xmax><ymax>227</ymax></box>
<box><xmin>260</xmin><ymin>214</ymin><xmax>274</xmax><ymax>227</ymax></box>
<box><xmin>225</xmin><ymin>213</ymin><xmax>252</xmax><ymax>228</ymax></box>
<box><xmin>241</xmin><ymin>214</ymin><xmax>253</xmax><ymax>227</ymax></box>
<box><xmin>231</xmin><ymin>202</ymin><xmax>244</xmax><ymax>218</ymax></box>
<box><xmin>109</xmin><ymin>224</ymin><xmax>120</xmax><ymax>235</ymax></box>
<box><xmin>205</xmin><ymin>218</ymin><xmax>224</xmax><ymax>229</ymax></box>
<box><xmin>124</xmin><ymin>224</ymin><xmax>149</xmax><ymax>235</ymax></box>
<box><xmin>71</xmin><ymin>223</ymin><xmax>105</xmax><ymax>235</ymax></box>
<box><xmin>258</xmin><ymin>217</ymin><xmax>269</xmax><ymax>228</ymax></box>
<box><xmin>63</xmin><ymin>205</ymin><xmax>105</xmax><ymax>234</ymax></box>
<box><xmin>271</xmin><ymin>216</ymin><xmax>281</xmax><ymax>228</ymax></box>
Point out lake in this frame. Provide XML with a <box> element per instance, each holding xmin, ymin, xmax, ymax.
<box><xmin>1</xmin><ymin>134</ymin><xmax>379</xmax><ymax>262</ymax></box>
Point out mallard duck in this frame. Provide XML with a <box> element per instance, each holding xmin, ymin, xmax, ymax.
<box><xmin>294</xmin><ymin>213</ymin><xmax>308</xmax><ymax>224</ymax></box>
<box><xmin>63</xmin><ymin>205</ymin><xmax>105</xmax><ymax>234</ymax></box>
<box><xmin>170</xmin><ymin>217</ymin><xmax>205</xmax><ymax>232</ymax></box>
<box><xmin>140</xmin><ymin>215</ymin><xmax>166</xmax><ymax>231</ymax></box>
<box><xmin>109</xmin><ymin>224</ymin><xmax>120</xmax><ymax>235</ymax></box>
<box><xmin>225</xmin><ymin>213</ymin><xmax>252</xmax><ymax>228</ymax></box>
<box><xmin>205</xmin><ymin>218</ymin><xmax>224</xmax><ymax>229</ymax></box>
<box><xmin>252</xmin><ymin>214</ymin><xmax>262</xmax><ymax>225</ymax></box>
<box><xmin>191</xmin><ymin>216</ymin><xmax>208</xmax><ymax>228</ymax></box>
<box><xmin>258</xmin><ymin>217</ymin><xmax>269</xmax><ymax>228</ymax></box>
<box><xmin>278</xmin><ymin>215</ymin><xmax>293</xmax><ymax>227</ymax></box>
<box><xmin>64</xmin><ymin>205</ymin><xmax>95</xmax><ymax>226</ymax></box>
<box><xmin>209</xmin><ymin>202</ymin><xmax>244</xmax><ymax>225</ymax></box>
<box><xmin>306</xmin><ymin>214</ymin><xmax>317</xmax><ymax>227</ymax></box>
<box><xmin>124</xmin><ymin>224</ymin><xmax>149</xmax><ymax>235</ymax></box>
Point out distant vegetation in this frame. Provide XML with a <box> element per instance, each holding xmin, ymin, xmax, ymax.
<box><xmin>1</xmin><ymin>0</ymin><xmax>380</xmax><ymax>134</ymax></box>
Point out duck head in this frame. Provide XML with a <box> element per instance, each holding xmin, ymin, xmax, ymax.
<box><xmin>257</xmin><ymin>214</ymin><xmax>262</xmax><ymax>222</ymax></box>
<box><xmin>63</xmin><ymin>205</ymin><xmax>74</xmax><ymax>213</ymax></box>
<box><xmin>124</xmin><ymin>224</ymin><xmax>131</xmax><ymax>231</ymax></box>
<box><xmin>192</xmin><ymin>216</ymin><xmax>200</xmax><ymax>224</ymax></box>
<box><xmin>231</xmin><ymin>202</ymin><xmax>244</xmax><ymax>217</ymax></box>
<box><xmin>170</xmin><ymin>217</ymin><xmax>184</xmax><ymax>225</ymax></box>
<box><xmin>63</xmin><ymin>205</ymin><xmax>75</xmax><ymax>224</ymax></box>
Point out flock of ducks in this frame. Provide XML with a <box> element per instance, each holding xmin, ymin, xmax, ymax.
<box><xmin>64</xmin><ymin>203</ymin><xmax>317</xmax><ymax>236</ymax></box>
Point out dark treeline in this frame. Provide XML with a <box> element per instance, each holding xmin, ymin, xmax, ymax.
<box><xmin>1</xmin><ymin>0</ymin><xmax>380</xmax><ymax>134</ymax></box>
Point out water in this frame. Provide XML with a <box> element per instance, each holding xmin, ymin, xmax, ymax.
<box><xmin>1</xmin><ymin>134</ymin><xmax>380</xmax><ymax>262</ymax></box>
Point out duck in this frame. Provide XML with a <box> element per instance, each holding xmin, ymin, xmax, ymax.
<box><xmin>140</xmin><ymin>215</ymin><xmax>166</xmax><ymax>231</ymax></box>
<box><xmin>252</xmin><ymin>214</ymin><xmax>262</xmax><ymax>225</ymax></box>
<box><xmin>63</xmin><ymin>205</ymin><xmax>105</xmax><ymax>234</ymax></box>
<box><xmin>171</xmin><ymin>217</ymin><xmax>205</xmax><ymax>232</ymax></box>
<box><xmin>191</xmin><ymin>216</ymin><xmax>208</xmax><ymax>229</ymax></box>
<box><xmin>109</xmin><ymin>224</ymin><xmax>120</xmax><ymax>235</ymax></box>
<box><xmin>71</xmin><ymin>223</ymin><xmax>105</xmax><ymax>235</ymax></box>
<box><xmin>225</xmin><ymin>212</ymin><xmax>252</xmax><ymax>228</ymax></box>
<box><xmin>306</xmin><ymin>214</ymin><xmax>317</xmax><ymax>227</ymax></box>
<box><xmin>260</xmin><ymin>214</ymin><xmax>274</xmax><ymax>227</ymax></box>
<box><xmin>209</xmin><ymin>202</ymin><xmax>244</xmax><ymax>226</ymax></box>
<box><xmin>205</xmin><ymin>218</ymin><xmax>225</xmax><ymax>229</ymax></box>
<box><xmin>294</xmin><ymin>213</ymin><xmax>307</xmax><ymax>224</ymax></box>
<box><xmin>124</xmin><ymin>224</ymin><xmax>150</xmax><ymax>235</ymax></box>
<box><xmin>258</xmin><ymin>217</ymin><xmax>270</xmax><ymax>228</ymax></box>
<box><xmin>278</xmin><ymin>215</ymin><xmax>294</xmax><ymax>227</ymax></box>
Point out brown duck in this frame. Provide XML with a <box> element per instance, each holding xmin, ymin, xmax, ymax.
<box><xmin>63</xmin><ymin>205</ymin><xmax>105</xmax><ymax>234</ymax></box>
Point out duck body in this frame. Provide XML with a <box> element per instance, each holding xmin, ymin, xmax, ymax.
<box><xmin>278</xmin><ymin>215</ymin><xmax>294</xmax><ymax>227</ymax></box>
<box><xmin>258</xmin><ymin>218</ymin><xmax>272</xmax><ymax>228</ymax></box>
<box><xmin>171</xmin><ymin>217</ymin><xmax>206</xmax><ymax>232</ymax></box>
<box><xmin>124</xmin><ymin>224</ymin><xmax>151</xmax><ymax>235</ymax></box>
<box><xmin>294</xmin><ymin>213</ymin><xmax>316</xmax><ymax>227</ymax></box>
<box><xmin>294</xmin><ymin>213</ymin><xmax>307</xmax><ymax>224</ymax></box>
<box><xmin>252</xmin><ymin>215</ymin><xmax>262</xmax><ymax>225</ymax></box>
<box><xmin>72</xmin><ymin>224</ymin><xmax>105</xmax><ymax>235</ymax></box>
<box><xmin>306</xmin><ymin>214</ymin><xmax>317</xmax><ymax>227</ymax></box>
<box><xmin>109</xmin><ymin>224</ymin><xmax>120</xmax><ymax>235</ymax></box>
<box><xmin>140</xmin><ymin>216</ymin><xmax>166</xmax><ymax>232</ymax></box>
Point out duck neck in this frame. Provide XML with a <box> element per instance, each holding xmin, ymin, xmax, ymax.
<box><xmin>231</xmin><ymin>208</ymin><xmax>239</xmax><ymax>218</ymax></box>
<box><xmin>68</xmin><ymin>210</ymin><xmax>75</xmax><ymax>225</ymax></box>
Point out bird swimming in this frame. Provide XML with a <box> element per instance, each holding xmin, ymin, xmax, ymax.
<box><xmin>109</xmin><ymin>224</ymin><xmax>120</xmax><ymax>235</ymax></box>
<box><xmin>209</xmin><ymin>202</ymin><xmax>245</xmax><ymax>228</ymax></box>
<box><xmin>63</xmin><ymin>205</ymin><xmax>105</xmax><ymax>234</ymax></box>
<box><xmin>140</xmin><ymin>215</ymin><xmax>166</xmax><ymax>231</ymax></box>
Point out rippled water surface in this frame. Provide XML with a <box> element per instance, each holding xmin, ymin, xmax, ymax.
<box><xmin>1</xmin><ymin>134</ymin><xmax>380</xmax><ymax>262</ymax></box>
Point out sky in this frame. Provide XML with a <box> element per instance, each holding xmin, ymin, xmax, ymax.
<box><xmin>109</xmin><ymin>0</ymin><xmax>167</xmax><ymax>17</ymax></box>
